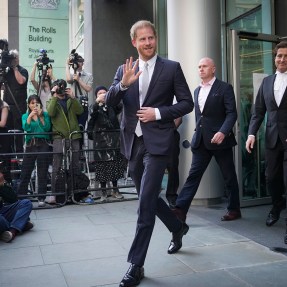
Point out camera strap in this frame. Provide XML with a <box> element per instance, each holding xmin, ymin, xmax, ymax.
<box><xmin>74</xmin><ymin>79</ymin><xmax>83</xmax><ymax>98</ymax></box>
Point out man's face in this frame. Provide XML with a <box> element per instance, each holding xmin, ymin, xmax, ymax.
<box><xmin>12</xmin><ymin>56</ymin><xmax>19</xmax><ymax>67</ymax></box>
<box><xmin>198</xmin><ymin>58</ymin><xmax>216</xmax><ymax>82</ymax></box>
<box><xmin>77</xmin><ymin>61</ymin><xmax>83</xmax><ymax>71</ymax></box>
<box><xmin>275</xmin><ymin>48</ymin><xmax>287</xmax><ymax>73</ymax></box>
<box><xmin>132</xmin><ymin>27</ymin><xmax>157</xmax><ymax>61</ymax></box>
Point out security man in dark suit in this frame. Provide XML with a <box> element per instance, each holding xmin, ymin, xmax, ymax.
<box><xmin>105</xmin><ymin>20</ymin><xmax>194</xmax><ymax>287</ymax></box>
<box><xmin>246</xmin><ymin>41</ymin><xmax>287</xmax><ymax>242</ymax></box>
<box><xmin>172</xmin><ymin>57</ymin><xmax>241</xmax><ymax>224</ymax></box>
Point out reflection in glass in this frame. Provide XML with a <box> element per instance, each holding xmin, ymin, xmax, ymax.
<box><xmin>239</xmin><ymin>38</ymin><xmax>274</xmax><ymax>200</ymax></box>
<box><xmin>226</xmin><ymin>0</ymin><xmax>262</xmax><ymax>23</ymax></box>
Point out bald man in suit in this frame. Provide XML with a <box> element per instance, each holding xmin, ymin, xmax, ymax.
<box><xmin>173</xmin><ymin>57</ymin><xmax>241</xmax><ymax>224</ymax></box>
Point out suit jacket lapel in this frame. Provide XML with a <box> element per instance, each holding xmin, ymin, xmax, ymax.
<box><xmin>269</xmin><ymin>74</ymin><xmax>277</xmax><ymax>106</ymax></box>
<box><xmin>273</xmin><ymin>74</ymin><xmax>287</xmax><ymax>107</ymax></box>
<box><xmin>194</xmin><ymin>87</ymin><xmax>201</xmax><ymax>115</ymax></box>
<box><xmin>201</xmin><ymin>78</ymin><xmax>220</xmax><ymax>113</ymax></box>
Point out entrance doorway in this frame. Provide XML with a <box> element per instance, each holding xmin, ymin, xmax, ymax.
<box><xmin>229</xmin><ymin>30</ymin><xmax>282</xmax><ymax>206</ymax></box>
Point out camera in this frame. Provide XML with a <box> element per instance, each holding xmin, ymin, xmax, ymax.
<box><xmin>52</xmin><ymin>79</ymin><xmax>67</xmax><ymax>95</ymax></box>
<box><xmin>0</xmin><ymin>39</ymin><xmax>16</xmax><ymax>75</ymax></box>
<box><xmin>36</xmin><ymin>49</ymin><xmax>54</xmax><ymax>70</ymax></box>
<box><xmin>68</xmin><ymin>49</ymin><xmax>84</xmax><ymax>71</ymax></box>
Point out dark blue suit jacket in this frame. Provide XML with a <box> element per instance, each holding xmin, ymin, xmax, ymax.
<box><xmin>248</xmin><ymin>74</ymin><xmax>287</xmax><ymax>149</ymax></box>
<box><xmin>106</xmin><ymin>56</ymin><xmax>194</xmax><ymax>160</ymax></box>
<box><xmin>191</xmin><ymin>78</ymin><xmax>237</xmax><ymax>150</ymax></box>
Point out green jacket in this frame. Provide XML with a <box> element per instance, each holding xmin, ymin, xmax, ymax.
<box><xmin>47</xmin><ymin>96</ymin><xmax>83</xmax><ymax>139</ymax></box>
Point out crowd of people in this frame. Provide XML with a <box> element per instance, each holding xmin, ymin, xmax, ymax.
<box><xmin>0</xmin><ymin>46</ymin><xmax>128</xmax><ymax>206</ymax></box>
<box><xmin>0</xmin><ymin>19</ymin><xmax>287</xmax><ymax>286</ymax></box>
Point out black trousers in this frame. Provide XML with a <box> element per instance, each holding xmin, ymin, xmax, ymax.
<box><xmin>265</xmin><ymin>137</ymin><xmax>287</xmax><ymax>206</ymax></box>
<box><xmin>176</xmin><ymin>140</ymin><xmax>240</xmax><ymax>214</ymax></box>
<box><xmin>127</xmin><ymin>136</ymin><xmax>181</xmax><ymax>266</ymax></box>
<box><xmin>17</xmin><ymin>140</ymin><xmax>50</xmax><ymax>200</ymax></box>
<box><xmin>166</xmin><ymin>130</ymin><xmax>180</xmax><ymax>202</ymax></box>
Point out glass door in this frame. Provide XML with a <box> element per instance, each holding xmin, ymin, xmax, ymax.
<box><xmin>229</xmin><ymin>30</ymin><xmax>280</xmax><ymax>206</ymax></box>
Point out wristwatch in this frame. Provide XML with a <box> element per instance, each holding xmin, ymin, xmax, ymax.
<box><xmin>120</xmin><ymin>81</ymin><xmax>129</xmax><ymax>90</ymax></box>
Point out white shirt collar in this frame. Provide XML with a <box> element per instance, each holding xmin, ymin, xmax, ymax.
<box><xmin>276</xmin><ymin>70</ymin><xmax>287</xmax><ymax>75</ymax></box>
<box><xmin>139</xmin><ymin>54</ymin><xmax>157</xmax><ymax>69</ymax></box>
<box><xmin>200</xmin><ymin>76</ymin><xmax>216</xmax><ymax>87</ymax></box>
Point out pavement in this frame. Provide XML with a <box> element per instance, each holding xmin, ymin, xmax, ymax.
<box><xmin>1</xmin><ymin>188</ymin><xmax>287</xmax><ymax>287</ymax></box>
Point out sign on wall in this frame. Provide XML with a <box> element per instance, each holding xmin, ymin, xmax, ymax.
<box><xmin>19</xmin><ymin>0</ymin><xmax>69</xmax><ymax>95</ymax></box>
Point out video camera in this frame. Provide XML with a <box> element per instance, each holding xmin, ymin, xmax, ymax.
<box><xmin>68</xmin><ymin>49</ymin><xmax>84</xmax><ymax>72</ymax></box>
<box><xmin>36</xmin><ymin>49</ymin><xmax>54</xmax><ymax>70</ymax></box>
<box><xmin>0</xmin><ymin>39</ymin><xmax>17</xmax><ymax>78</ymax></box>
<box><xmin>52</xmin><ymin>79</ymin><xmax>67</xmax><ymax>95</ymax></box>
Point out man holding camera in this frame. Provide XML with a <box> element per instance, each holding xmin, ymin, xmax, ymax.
<box><xmin>30</xmin><ymin>61</ymin><xmax>56</xmax><ymax>111</ymax></box>
<box><xmin>3</xmin><ymin>49</ymin><xmax>28</xmax><ymax>152</ymax></box>
<box><xmin>47</xmin><ymin>80</ymin><xmax>84</xmax><ymax>203</ymax></box>
<box><xmin>65</xmin><ymin>54</ymin><xmax>93</xmax><ymax>129</ymax></box>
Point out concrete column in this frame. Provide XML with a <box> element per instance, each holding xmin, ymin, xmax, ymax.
<box><xmin>84</xmin><ymin>0</ymin><xmax>93</xmax><ymax>103</ymax></box>
<box><xmin>167</xmin><ymin>0</ymin><xmax>224</xmax><ymax>205</ymax></box>
<box><xmin>0</xmin><ymin>0</ymin><xmax>8</xmax><ymax>39</ymax></box>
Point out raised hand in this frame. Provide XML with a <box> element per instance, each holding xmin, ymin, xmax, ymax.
<box><xmin>121</xmin><ymin>57</ymin><xmax>142</xmax><ymax>87</ymax></box>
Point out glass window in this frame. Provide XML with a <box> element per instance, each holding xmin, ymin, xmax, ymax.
<box><xmin>228</xmin><ymin>7</ymin><xmax>262</xmax><ymax>33</ymax></box>
<box><xmin>226</xmin><ymin>0</ymin><xmax>262</xmax><ymax>22</ymax></box>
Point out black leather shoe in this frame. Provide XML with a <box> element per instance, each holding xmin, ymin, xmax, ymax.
<box><xmin>266</xmin><ymin>199</ymin><xmax>286</xmax><ymax>227</ymax></box>
<box><xmin>266</xmin><ymin>211</ymin><xmax>280</xmax><ymax>227</ymax></box>
<box><xmin>119</xmin><ymin>264</ymin><xmax>144</xmax><ymax>287</ymax></box>
<box><xmin>168</xmin><ymin>222</ymin><xmax>189</xmax><ymax>254</ymax></box>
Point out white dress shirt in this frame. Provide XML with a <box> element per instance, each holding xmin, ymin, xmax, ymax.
<box><xmin>198</xmin><ymin>77</ymin><xmax>216</xmax><ymax>112</ymax></box>
<box><xmin>274</xmin><ymin>71</ymin><xmax>287</xmax><ymax>107</ymax></box>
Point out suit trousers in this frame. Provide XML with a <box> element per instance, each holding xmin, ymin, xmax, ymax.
<box><xmin>127</xmin><ymin>136</ymin><xmax>182</xmax><ymax>267</ymax></box>
<box><xmin>176</xmin><ymin>140</ymin><xmax>240</xmax><ymax>214</ymax></box>
<box><xmin>265</xmin><ymin>137</ymin><xmax>287</xmax><ymax>205</ymax></box>
<box><xmin>166</xmin><ymin>130</ymin><xmax>180</xmax><ymax>202</ymax></box>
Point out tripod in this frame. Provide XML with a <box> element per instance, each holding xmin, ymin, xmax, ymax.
<box><xmin>0</xmin><ymin>75</ymin><xmax>22</xmax><ymax>119</ymax></box>
<box><xmin>35</xmin><ymin>64</ymin><xmax>52</xmax><ymax>99</ymax></box>
<box><xmin>1</xmin><ymin>71</ymin><xmax>24</xmax><ymax>154</ymax></box>
<box><xmin>71</xmin><ymin>67</ymin><xmax>89</xmax><ymax>128</ymax></box>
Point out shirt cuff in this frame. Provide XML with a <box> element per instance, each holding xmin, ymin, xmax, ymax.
<box><xmin>155</xmin><ymin>108</ymin><xmax>161</xmax><ymax>120</ymax></box>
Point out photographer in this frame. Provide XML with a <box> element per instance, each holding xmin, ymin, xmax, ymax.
<box><xmin>3</xmin><ymin>49</ymin><xmax>28</xmax><ymax>152</ymax></box>
<box><xmin>65</xmin><ymin>53</ymin><xmax>93</xmax><ymax>128</ymax></box>
<box><xmin>46</xmin><ymin>80</ymin><xmax>84</xmax><ymax>203</ymax></box>
<box><xmin>30</xmin><ymin>61</ymin><xmax>56</xmax><ymax>111</ymax></box>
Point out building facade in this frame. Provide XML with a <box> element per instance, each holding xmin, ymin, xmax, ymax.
<box><xmin>2</xmin><ymin>0</ymin><xmax>287</xmax><ymax>207</ymax></box>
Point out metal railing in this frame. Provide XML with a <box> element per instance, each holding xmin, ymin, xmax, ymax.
<box><xmin>0</xmin><ymin>129</ymin><xmax>137</xmax><ymax>209</ymax></box>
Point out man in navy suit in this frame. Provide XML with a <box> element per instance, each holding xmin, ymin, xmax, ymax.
<box><xmin>246</xmin><ymin>41</ymin><xmax>287</xmax><ymax>240</ymax></box>
<box><xmin>105</xmin><ymin>20</ymin><xmax>194</xmax><ymax>287</ymax></box>
<box><xmin>172</xmin><ymin>57</ymin><xmax>241</xmax><ymax>224</ymax></box>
